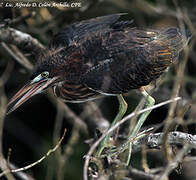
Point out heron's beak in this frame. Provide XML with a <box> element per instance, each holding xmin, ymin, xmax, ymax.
<box><xmin>7</xmin><ymin>77</ymin><xmax>57</xmax><ymax>114</ymax></box>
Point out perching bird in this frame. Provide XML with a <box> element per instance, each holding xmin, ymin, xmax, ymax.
<box><xmin>7</xmin><ymin>13</ymin><xmax>189</xmax><ymax>115</ymax></box>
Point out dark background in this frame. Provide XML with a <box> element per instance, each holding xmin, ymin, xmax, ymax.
<box><xmin>0</xmin><ymin>0</ymin><xmax>196</xmax><ymax>179</ymax></box>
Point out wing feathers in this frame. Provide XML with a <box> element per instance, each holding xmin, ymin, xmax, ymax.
<box><xmin>81</xmin><ymin>27</ymin><xmax>188</xmax><ymax>94</ymax></box>
<box><xmin>49</xmin><ymin>13</ymin><xmax>130</xmax><ymax>48</ymax></box>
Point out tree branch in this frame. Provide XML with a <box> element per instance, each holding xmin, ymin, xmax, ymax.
<box><xmin>0</xmin><ymin>26</ymin><xmax>45</xmax><ymax>54</ymax></box>
<box><xmin>132</xmin><ymin>131</ymin><xmax>196</xmax><ymax>152</ymax></box>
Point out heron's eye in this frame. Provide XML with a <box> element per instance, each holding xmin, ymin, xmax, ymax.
<box><xmin>41</xmin><ymin>71</ymin><xmax>49</xmax><ymax>78</ymax></box>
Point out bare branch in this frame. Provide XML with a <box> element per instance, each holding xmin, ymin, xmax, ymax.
<box><xmin>0</xmin><ymin>27</ymin><xmax>45</xmax><ymax>54</ymax></box>
<box><xmin>9</xmin><ymin>163</ymin><xmax>35</xmax><ymax>180</ymax></box>
<box><xmin>162</xmin><ymin>2</ymin><xmax>193</xmax><ymax>160</ymax></box>
<box><xmin>2</xmin><ymin>11</ymin><xmax>36</xmax><ymax>26</ymax></box>
<box><xmin>0</xmin><ymin>72</ymin><xmax>15</xmax><ymax>180</ymax></box>
<box><xmin>0</xmin><ymin>42</ymin><xmax>33</xmax><ymax>70</ymax></box>
<box><xmin>127</xmin><ymin>167</ymin><xmax>159</xmax><ymax>180</ymax></box>
<box><xmin>47</xmin><ymin>93</ymin><xmax>88</xmax><ymax>134</ymax></box>
<box><xmin>80</xmin><ymin>101</ymin><xmax>109</xmax><ymax>131</ymax></box>
<box><xmin>132</xmin><ymin>131</ymin><xmax>196</xmax><ymax>152</ymax></box>
<box><xmin>157</xmin><ymin>144</ymin><xmax>190</xmax><ymax>180</ymax></box>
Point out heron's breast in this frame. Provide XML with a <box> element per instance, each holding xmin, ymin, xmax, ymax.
<box><xmin>53</xmin><ymin>82</ymin><xmax>100</xmax><ymax>102</ymax></box>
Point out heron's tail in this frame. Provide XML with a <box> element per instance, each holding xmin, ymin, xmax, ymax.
<box><xmin>153</xmin><ymin>27</ymin><xmax>191</xmax><ymax>64</ymax></box>
<box><xmin>161</xmin><ymin>28</ymin><xmax>191</xmax><ymax>51</ymax></box>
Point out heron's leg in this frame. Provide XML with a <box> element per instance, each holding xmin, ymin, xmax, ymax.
<box><xmin>126</xmin><ymin>88</ymin><xmax>155</xmax><ymax>165</ymax></box>
<box><xmin>96</xmin><ymin>94</ymin><xmax>127</xmax><ymax>157</ymax></box>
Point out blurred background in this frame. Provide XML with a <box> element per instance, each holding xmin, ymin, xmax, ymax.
<box><xmin>0</xmin><ymin>0</ymin><xmax>196</xmax><ymax>179</ymax></box>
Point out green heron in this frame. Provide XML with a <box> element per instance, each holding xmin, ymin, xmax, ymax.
<box><xmin>7</xmin><ymin>14</ymin><xmax>189</xmax><ymax>161</ymax></box>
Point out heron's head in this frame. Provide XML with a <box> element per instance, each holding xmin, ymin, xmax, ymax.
<box><xmin>7</xmin><ymin>57</ymin><xmax>62</xmax><ymax>114</ymax></box>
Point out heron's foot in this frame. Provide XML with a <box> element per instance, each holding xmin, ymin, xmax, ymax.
<box><xmin>107</xmin><ymin>127</ymin><xmax>153</xmax><ymax>159</ymax></box>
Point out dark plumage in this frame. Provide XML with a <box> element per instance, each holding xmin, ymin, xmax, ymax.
<box><xmin>7</xmin><ymin>14</ymin><xmax>189</xmax><ymax>113</ymax></box>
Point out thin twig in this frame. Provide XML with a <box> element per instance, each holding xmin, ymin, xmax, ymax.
<box><xmin>0</xmin><ymin>59</ymin><xmax>14</xmax><ymax>87</ymax></box>
<box><xmin>0</xmin><ymin>129</ymin><xmax>67</xmax><ymax>178</ymax></box>
<box><xmin>2</xmin><ymin>11</ymin><xmax>36</xmax><ymax>27</ymax></box>
<box><xmin>127</xmin><ymin>167</ymin><xmax>159</xmax><ymax>180</ymax></box>
<box><xmin>157</xmin><ymin>144</ymin><xmax>190</xmax><ymax>180</ymax></box>
<box><xmin>45</xmin><ymin>100</ymin><xmax>65</xmax><ymax>180</ymax></box>
<box><xmin>58</xmin><ymin>124</ymin><xmax>80</xmax><ymax>180</ymax></box>
<box><xmin>9</xmin><ymin>163</ymin><xmax>35</xmax><ymax>180</ymax></box>
<box><xmin>80</xmin><ymin>101</ymin><xmax>109</xmax><ymax>131</ymax></box>
<box><xmin>0</xmin><ymin>70</ymin><xmax>15</xmax><ymax>180</ymax></box>
<box><xmin>47</xmin><ymin>92</ymin><xmax>88</xmax><ymax>134</ymax></box>
<box><xmin>162</xmin><ymin>2</ymin><xmax>193</xmax><ymax>161</ymax></box>
<box><xmin>141</xmin><ymin>145</ymin><xmax>150</xmax><ymax>173</ymax></box>
<box><xmin>1</xmin><ymin>42</ymin><xmax>33</xmax><ymax>71</ymax></box>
